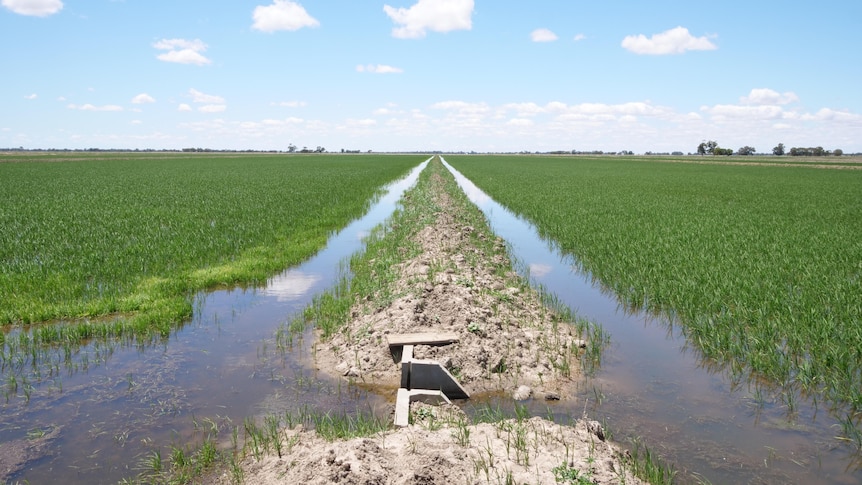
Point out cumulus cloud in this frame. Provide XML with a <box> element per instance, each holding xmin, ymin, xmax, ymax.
<box><xmin>804</xmin><ymin>108</ymin><xmax>862</xmax><ymax>124</ymax></box>
<box><xmin>252</xmin><ymin>0</ymin><xmax>319</xmax><ymax>32</ymax></box>
<box><xmin>185</xmin><ymin>89</ymin><xmax>226</xmax><ymax>112</ymax></box>
<box><xmin>131</xmin><ymin>93</ymin><xmax>155</xmax><ymax>104</ymax></box>
<box><xmin>177</xmin><ymin>103</ymin><xmax>193</xmax><ymax>112</ymax></box>
<box><xmin>573</xmin><ymin>33</ymin><xmax>586</xmax><ymax>42</ymax></box>
<box><xmin>701</xmin><ymin>104</ymin><xmax>785</xmax><ymax>120</ymax></box>
<box><xmin>356</xmin><ymin>64</ymin><xmax>403</xmax><ymax>74</ymax></box>
<box><xmin>621</xmin><ymin>26</ymin><xmax>716</xmax><ymax>55</ymax></box>
<box><xmin>384</xmin><ymin>0</ymin><xmax>474</xmax><ymax>39</ymax></box>
<box><xmin>67</xmin><ymin>103</ymin><xmax>123</xmax><ymax>112</ymax></box>
<box><xmin>2</xmin><ymin>0</ymin><xmax>62</xmax><ymax>16</ymax></box>
<box><xmin>530</xmin><ymin>28</ymin><xmax>558</xmax><ymax>42</ymax></box>
<box><xmin>24</xmin><ymin>93</ymin><xmax>37</xmax><ymax>100</ymax></box>
<box><xmin>740</xmin><ymin>88</ymin><xmax>799</xmax><ymax>106</ymax></box>
<box><xmin>188</xmin><ymin>88</ymin><xmax>224</xmax><ymax>104</ymax></box>
<box><xmin>153</xmin><ymin>38</ymin><xmax>211</xmax><ymax>65</ymax></box>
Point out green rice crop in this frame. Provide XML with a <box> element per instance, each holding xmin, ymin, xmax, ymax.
<box><xmin>446</xmin><ymin>155</ymin><xmax>862</xmax><ymax>412</ymax></box>
<box><xmin>0</xmin><ymin>152</ymin><xmax>418</xmax><ymax>337</ymax></box>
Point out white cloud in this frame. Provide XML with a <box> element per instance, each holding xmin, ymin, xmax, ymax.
<box><xmin>507</xmin><ymin>118</ymin><xmax>534</xmax><ymax>126</ymax></box>
<box><xmin>2</xmin><ymin>0</ymin><xmax>62</xmax><ymax>17</ymax></box>
<box><xmin>272</xmin><ymin>101</ymin><xmax>307</xmax><ymax>107</ymax></box>
<box><xmin>156</xmin><ymin>50</ymin><xmax>211</xmax><ymax>66</ymax></box>
<box><xmin>500</xmin><ymin>102</ymin><xmax>544</xmax><ymax>117</ymax></box>
<box><xmin>131</xmin><ymin>120</ymin><xmax>142</xmax><ymax>125</ymax></box>
<box><xmin>67</xmin><ymin>103</ymin><xmax>123</xmax><ymax>112</ymax></box>
<box><xmin>530</xmin><ymin>28</ymin><xmax>558</xmax><ymax>42</ymax></box>
<box><xmin>621</xmin><ymin>26</ymin><xmax>717</xmax><ymax>55</ymax></box>
<box><xmin>384</xmin><ymin>0</ymin><xmax>474</xmax><ymax>39</ymax></box>
<box><xmin>702</xmin><ymin>104</ymin><xmax>785</xmax><ymax>120</ymax></box>
<box><xmin>152</xmin><ymin>38</ymin><xmax>206</xmax><ymax>51</ymax></box>
<box><xmin>252</xmin><ymin>0</ymin><xmax>319</xmax><ymax>32</ymax></box>
<box><xmin>497</xmin><ymin>101</ymin><xmax>673</xmax><ymax>120</ymax></box>
<box><xmin>573</xmin><ymin>33</ymin><xmax>586</xmax><ymax>42</ymax></box>
<box><xmin>805</xmin><ymin>108</ymin><xmax>862</xmax><ymax>124</ymax></box>
<box><xmin>199</xmin><ymin>104</ymin><xmax>227</xmax><ymax>113</ymax></box>
<box><xmin>432</xmin><ymin>100</ymin><xmax>489</xmax><ymax>114</ymax></box>
<box><xmin>189</xmin><ymin>89</ymin><xmax>225</xmax><ymax>104</ymax></box>
<box><xmin>177</xmin><ymin>103</ymin><xmax>192</xmax><ymax>112</ymax></box>
<box><xmin>740</xmin><ymin>88</ymin><xmax>799</xmax><ymax>106</ymax></box>
<box><xmin>356</xmin><ymin>64</ymin><xmax>404</xmax><ymax>74</ymax></box>
<box><xmin>131</xmin><ymin>93</ymin><xmax>155</xmax><ymax>104</ymax></box>
<box><xmin>153</xmin><ymin>38</ymin><xmax>211</xmax><ymax>66</ymax></box>
<box><xmin>346</xmin><ymin>118</ymin><xmax>377</xmax><ymax>127</ymax></box>
<box><xmin>24</xmin><ymin>93</ymin><xmax>37</xmax><ymax>100</ymax></box>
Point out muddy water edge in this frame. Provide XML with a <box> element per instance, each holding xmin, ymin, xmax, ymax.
<box><xmin>0</xmin><ymin>160</ymin><xmax>428</xmax><ymax>484</ymax></box>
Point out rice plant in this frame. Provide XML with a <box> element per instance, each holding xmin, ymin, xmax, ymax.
<box><xmin>448</xmin><ymin>155</ymin><xmax>862</xmax><ymax>417</ymax></box>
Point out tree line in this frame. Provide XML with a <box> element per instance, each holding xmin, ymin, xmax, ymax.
<box><xmin>698</xmin><ymin>141</ymin><xmax>844</xmax><ymax>156</ymax></box>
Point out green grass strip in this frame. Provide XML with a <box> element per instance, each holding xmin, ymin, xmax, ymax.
<box><xmin>0</xmin><ymin>153</ymin><xmax>418</xmax><ymax>343</ymax></box>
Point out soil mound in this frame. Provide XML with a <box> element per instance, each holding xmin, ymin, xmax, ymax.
<box><xmin>314</xmin><ymin>166</ymin><xmax>585</xmax><ymax>400</ymax></box>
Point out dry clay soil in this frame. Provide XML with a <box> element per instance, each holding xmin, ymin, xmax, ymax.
<box><xmin>216</xmin><ymin>166</ymin><xmax>645</xmax><ymax>484</ymax></box>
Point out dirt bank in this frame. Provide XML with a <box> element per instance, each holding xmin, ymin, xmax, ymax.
<box><xmin>215</xmin><ymin>159</ymin><xmax>644</xmax><ymax>484</ymax></box>
<box><xmin>312</xmin><ymin>162</ymin><xmax>590</xmax><ymax>399</ymax></box>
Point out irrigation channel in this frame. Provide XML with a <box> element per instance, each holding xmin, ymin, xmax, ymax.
<box><xmin>1</xmin><ymin>156</ymin><xmax>858</xmax><ymax>484</ymax></box>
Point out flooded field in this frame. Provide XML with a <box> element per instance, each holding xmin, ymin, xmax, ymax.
<box><xmin>2</xmin><ymin>156</ymin><xmax>859</xmax><ymax>483</ymax></box>
<box><xmin>443</xmin><ymin>157</ymin><xmax>862</xmax><ymax>484</ymax></box>
<box><xmin>0</xmin><ymin>161</ymin><xmax>427</xmax><ymax>484</ymax></box>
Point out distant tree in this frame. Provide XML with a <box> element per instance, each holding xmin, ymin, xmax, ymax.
<box><xmin>287</xmin><ymin>144</ymin><xmax>297</xmax><ymax>153</ymax></box>
<box><xmin>315</xmin><ymin>146</ymin><xmax>326</xmax><ymax>153</ymax></box>
<box><xmin>772</xmin><ymin>143</ymin><xmax>785</xmax><ymax>156</ymax></box>
<box><xmin>698</xmin><ymin>140</ymin><xmax>719</xmax><ymax>155</ymax></box>
<box><xmin>737</xmin><ymin>146</ymin><xmax>756</xmax><ymax>156</ymax></box>
<box><xmin>834</xmin><ymin>148</ymin><xmax>843</xmax><ymax>156</ymax></box>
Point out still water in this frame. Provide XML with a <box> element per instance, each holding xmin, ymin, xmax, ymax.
<box><xmin>442</xmin><ymin>156</ymin><xmax>861</xmax><ymax>484</ymax></box>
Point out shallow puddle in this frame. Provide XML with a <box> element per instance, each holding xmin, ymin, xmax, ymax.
<box><xmin>0</xmin><ymin>160</ymin><xmax>428</xmax><ymax>484</ymax></box>
<box><xmin>442</xmin><ymin>157</ymin><xmax>861</xmax><ymax>484</ymax></box>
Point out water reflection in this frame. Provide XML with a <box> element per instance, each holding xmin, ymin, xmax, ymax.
<box><xmin>262</xmin><ymin>271</ymin><xmax>322</xmax><ymax>301</ymax></box>
<box><xmin>441</xmin><ymin>157</ymin><xmax>861</xmax><ymax>485</ymax></box>
<box><xmin>0</xmin><ymin>159</ymin><xmax>429</xmax><ymax>484</ymax></box>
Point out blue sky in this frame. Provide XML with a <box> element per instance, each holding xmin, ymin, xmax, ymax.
<box><xmin>2</xmin><ymin>0</ymin><xmax>860</xmax><ymax>153</ymax></box>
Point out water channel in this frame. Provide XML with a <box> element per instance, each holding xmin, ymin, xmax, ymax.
<box><xmin>2</xmin><ymin>156</ymin><xmax>859</xmax><ymax>484</ymax></box>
